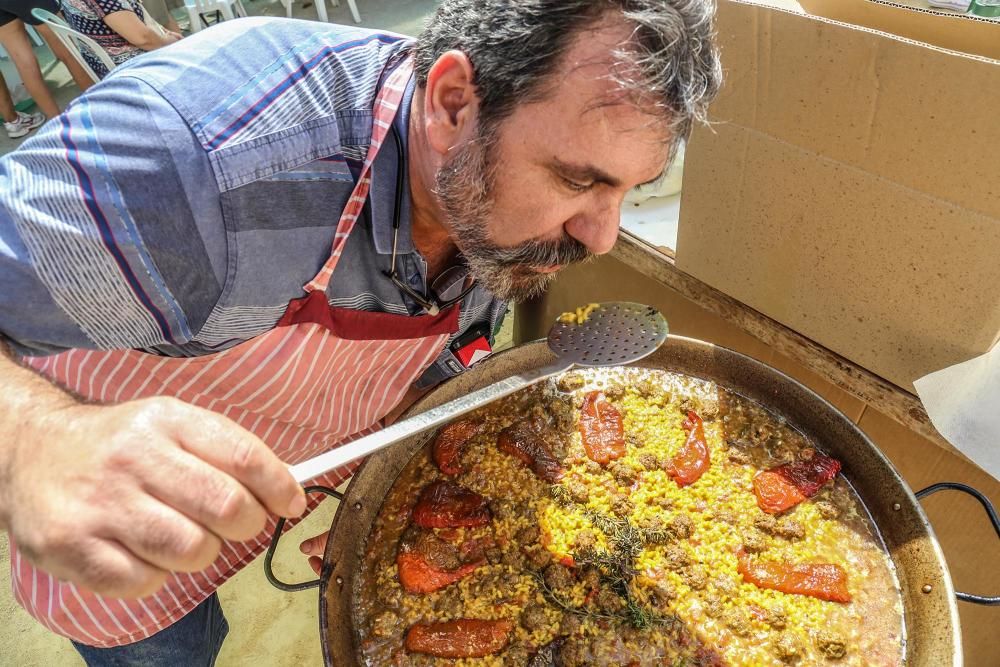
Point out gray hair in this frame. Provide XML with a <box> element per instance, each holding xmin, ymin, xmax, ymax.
<box><xmin>413</xmin><ymin>0</ymin><xmax>722</xmax><ymax>157</ymax></box>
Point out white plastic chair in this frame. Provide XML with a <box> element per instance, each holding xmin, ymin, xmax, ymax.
<box><xmin>31</xmin><ymin>8</ymin><xmax>113</xmax><ymax>83</ymax></box>
<box><xmin>281</xmin><ymin>0</ymin><xmax>360</xmax><ymax>23</ymax></box>
<box><xmin>184</xmin><ymin>0</ymin><xmax>248</xmax><ymax>33</ymax></box>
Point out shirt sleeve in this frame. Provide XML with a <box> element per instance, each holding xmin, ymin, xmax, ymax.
<box><xmin>91</xmin><ymin>0</ymin><xmax>135</xmax><ymax>18</ymax></box>
<box><xmin>0</xmin><ymin>75</ymin><xmax>223</xmax><ymax>356</ymax></box>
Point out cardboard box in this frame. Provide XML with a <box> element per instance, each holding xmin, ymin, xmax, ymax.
<box><xmin>515</xmin><ymin>252</ymin><xmax>1000</xmax><ymax>664</ymax></box>
<box><xmin>675</xmin><ymin>0</ymin><xmax>1000</xmax><ymax>391</ymax></box>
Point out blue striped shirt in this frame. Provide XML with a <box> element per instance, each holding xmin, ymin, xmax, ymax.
<box><xmin>0</xmin><ymin>17</ymin><xmax>507</xmax><ymax>388</ymax></box>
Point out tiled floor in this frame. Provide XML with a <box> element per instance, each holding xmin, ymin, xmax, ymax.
<box><xmin>0</xmin><ymin>2</ymin><xmax>442</xmax><ymax>666</ymax></box>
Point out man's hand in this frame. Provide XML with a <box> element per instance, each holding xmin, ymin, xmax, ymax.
<box><xmin>299</xmin><ymin>530</ymin><xmax>329</xmax><ymax>577</ymax></box>
<box><xmin>0</xmin><ymin>396</ymin><xmax>306</xmax><ymax>599</ymax></box>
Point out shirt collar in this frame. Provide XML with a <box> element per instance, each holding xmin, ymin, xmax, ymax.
<box><xmin>369</xmin><ymin>72</ymin><xmax>416</xmax><ymax>256</ymax></box>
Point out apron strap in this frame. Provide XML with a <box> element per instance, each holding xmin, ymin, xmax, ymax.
<box><xmin>304</xmin><ymin>57</ymin><xmax>414</xmax><ymax>294</ymax></box>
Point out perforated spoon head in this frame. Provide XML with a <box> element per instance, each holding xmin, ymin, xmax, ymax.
<box><xmin>546</xmin><ymin>302</ymin><xmax>669</xmax><ymax>367</ymax></box>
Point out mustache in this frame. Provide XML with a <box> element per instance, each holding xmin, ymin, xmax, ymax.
<box><xmin>479</xmin><ymin>234</ymin><xmax>593</xmax><ymax>268</ymax></box>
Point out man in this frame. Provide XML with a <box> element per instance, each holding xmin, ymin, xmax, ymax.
<box><xmin>0</xmin><ymin>0</ymin><xmax>720</xmax><ymax>663</ymax></box>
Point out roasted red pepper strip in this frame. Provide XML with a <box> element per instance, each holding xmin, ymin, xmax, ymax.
<box><xmin>578</xmin><ymin>391</ymin><xmax>625</xmax><ymax>465</ymax></box>
<box><xmin>753</xmin><ymin>452</ymin><xmax>842</xmax><ymax>514</ymax></box>
<box><xmin>412</xmin><ymin>480</ymin><xmax>491</xmax><ymax>529</ymax></box>
<box><xmin>432</xmin><ymin>420</ymin><xmax>483</xmax><ymax>475</ymax></box>
<box><xmin>737</xmin><ymin>550</ymin><xmax>852</xmax><ymax>603</ymax></box>
<box><xmin>497</xmin><ymin>422</ymin><xmax>564</xmax><ymax>482</ymax></box>
<box><xmin>666</xmin><ymin>410</ymin><xmax>711</xmax><ymax>486</ymax></box>
<box><xmin>753</xmin><ymin>470</ymin><xmax>808</xmax><ymax>514</ymax></box>
<box><xmin>397</xmin><ymin>551</ymin><xmax>484</xmax><ymax>594</ymax></box>
<box><xmin>405</xmin><ymin>619</ymin><xmax>514</xmax><ymax>658</ymax></box>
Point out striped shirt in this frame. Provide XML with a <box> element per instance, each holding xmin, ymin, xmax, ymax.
<box><xmin>0</xmin><ymin>17</ymin><xmax>507</xmax><ymax>387</ymax></box>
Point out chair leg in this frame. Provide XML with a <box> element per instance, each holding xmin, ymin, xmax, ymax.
<box><xmin>186</xmin><ymin>6</ymin><xmax>201</xmax><ymax>32</ymax></box>
<box><xmin>315</xmin><ymin>0</ymin><xmax>328</xmax><ymax>22</ymax></box>
<box><xmin>282</xmin><ymin>0</ymin><xmax>292</xmax><ymax>19</ymax></box>
<box><xmin>345</xmin><ymin>0</ymin><xmax>359</xmax><ymax>22</ymax></box>
<box><xmin>218</xmin><ymin>2</ymin><xmax>235</xmax><ymax>20</ymax></box>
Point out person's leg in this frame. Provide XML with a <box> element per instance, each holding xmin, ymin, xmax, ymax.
<box><xmin>34</xmin><ymin>23</ymin><xmax>93</xmax><ymax>92</ymax></box>
<box><xmin>72</xmin><ymin>593</ymin><xmax>230</xmax><ymax>667</ymax></box>
<box><xmin>0</xmin><ymin>19</ymin><xmax>59</xmax><ymax>117</ymax></box>
<box><xmin>0</xmin><ymin>71</ymin><xmax>17</xmax><ymax>123</ymax></box>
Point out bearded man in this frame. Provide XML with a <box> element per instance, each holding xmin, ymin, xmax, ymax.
<box><xmin>0</xmin><ymin>1</ymin><xmax>720</xmax><ymax>663</ymax></box>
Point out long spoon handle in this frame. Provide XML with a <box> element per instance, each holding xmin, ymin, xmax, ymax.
<box><xmin>289</xmin><ymin>359</ymin><xmax>573</xmax><ymax>484</ymax></box>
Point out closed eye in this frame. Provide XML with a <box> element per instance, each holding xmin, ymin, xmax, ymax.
<box><xmin>561</xmin><ymin>175</ymin><xmax>593</xmax><ymax>193</ymax></box>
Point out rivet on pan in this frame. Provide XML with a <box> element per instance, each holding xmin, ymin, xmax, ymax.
<box><xmin>336</xmin><ymin>576</ymin><xmax>344</xmax><ymax>586</ymax></box>
<box><xmin>354</xmin><ymin>502</ymin><xmax>363</xmax><ymax>511</ymax></box>
<box><xmin>892</xmin><ymin>502</ymin><xmax>901</xmax><ymax>511</ymax></box>
<box><xmin>921</xmin><ymin>584</ymin><xmax>932</xmax><ymax>594</ymax></box>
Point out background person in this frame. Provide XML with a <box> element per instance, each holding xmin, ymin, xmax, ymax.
<box><xmin>0</xmin><ymin>0</ymin><xmax>93</xmax><ymax>118</ymax></box>
<box><xmin>0</xmin><ymin>70</ymin><xmax>44</xmax><ymax>138</ymax></box>
<box><xmin>58</xmin><ymin>0</ymin><xmax>180</xmax><ymax>78</ymax></box>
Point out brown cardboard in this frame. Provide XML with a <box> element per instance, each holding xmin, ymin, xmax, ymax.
<box><xmin>675</xmin><ymin>0</ymin><xmax>1000</xmax><ymax>391</ymax></box>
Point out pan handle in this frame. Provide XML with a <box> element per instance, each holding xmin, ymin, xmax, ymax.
<box><xmin>915</xmin><ymin>482</ymin><xmax>1000</xmax><ymax>606</ymax></box>
<box><xmin>263</xmin><ymin>485</ymin><xmax>343</xmax><ymax>592</ymax></box>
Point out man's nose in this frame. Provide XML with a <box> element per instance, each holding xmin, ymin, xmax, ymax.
<box><xmin>566</xmin><ymin>202</ymin><xmax>621</xmax><ymax>255</ymax></box>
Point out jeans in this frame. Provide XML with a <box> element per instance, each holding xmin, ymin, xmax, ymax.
<box><xmin>72</xmin><ymin>593</ymin><xmax>229</xmax><ymax>667</ymax></box>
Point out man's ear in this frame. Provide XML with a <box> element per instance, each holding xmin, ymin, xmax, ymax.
<box><xmin>423</xmin><ymin>50</ymin><xmax>479</xmax><ymax>157</ymax></box>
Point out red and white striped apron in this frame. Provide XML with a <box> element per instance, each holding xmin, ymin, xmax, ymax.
<box><xmin>10</xmin><ymin>58</ymin><xmax>459</xmax><ymax>647</ymax></box>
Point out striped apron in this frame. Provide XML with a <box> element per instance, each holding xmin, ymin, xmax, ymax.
<box><xmin>9</xmin><ymin>58</ymin><xmax>459</xmax><ymax>647</ymax></box>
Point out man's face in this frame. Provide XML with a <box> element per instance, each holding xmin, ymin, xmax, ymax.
<box><xmin>435</xmin><ymin>19</ymin><xmax>671</xmax><ymax>302</ymax></box>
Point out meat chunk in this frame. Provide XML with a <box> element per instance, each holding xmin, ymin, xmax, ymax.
<box><xmin>766</xmin><ymin>604</ymin><xmax>787</xmax><ymax>629</ymax></box>
<box><xmin>681</xmin><ymin>566</ymin><xmax>707</xmax><ymax>590</ymax></box>
<box><xmin>723</xmin><ymin>609</ymin><xmax>751</xmax><ymax>637</ymax></box>
<box><xmin>505</xmin><ymin>642</ymin><xmax>531</xmax><ymax>667</ymax></box>
<box><xmin>485</xmin><ymin>547</ymin><xmax>503</xmax><ymax>565</ymax></box>
<box><xmin>526</xmin><ymin>546</ymin><xmax>552</xmax><ymax>570</ymax></box>
<box><xmin>516</xmin><ymin>525</ymin><xmax>541</xmax><ymax>545</ymax></box>
<box><xmin>543</xmin><ymin>563</ymin><xmax>576</xmax><ymax>597</ymax></box>
<box><xmin>498</xmin><ymin>420</ymin><xmax>565</xmax><ymax>482</ymax></box>
<box><xmin>557</xmin><ymin>372</ymin><xmax>585</xmax><ymax>392</ymax></box>
<box><xmin>816</xmin><ymin>631</ymin><xmax>848</xmax><ymax>659</ymax></box>
<box><xmin>702</xmin><ymin>598</ymin><xmax>723</xmax><ymax>618</ymax></box>
<box><xmin>564</xmin><ymin>476</ymin><xmax>590</xmax><ymax>504</ymax></box>
<box><xmin>371</xmin><ymin>610</ymin><xmax>400</xmax><ymax>638</ymax></box>
<box><xmin>647</xmin><ymin>579</ymin><xmax>677</xmax><ymax>607</ymax></box>
<box><xmin>594</xmin><ymin>588</ymin><xmax>624</xmax><ymax>614</ymax></box>
<box><xmin>528</xmin><ymin>638</ymin><xmax>565</xmax><ymax>667</ymax></box>
<box><xmin>637</xmin><ymin>453</ymin><xmax>660</xmax><ymax>471</ymax></box>
<box><xmin>573</xmin><ymin>530</ymin><xmax>597</xmax><ymax>551</ymax></box>
<box><xmin>608</xmin><ymin>460</ymin><xmax>638</xmax><ymax>487</ymax></box>
<box><xmin>815</xmin><ymin>501</ymin><xmax>840</xmax><ymax>519</ymax></box>
<box><xmin>519</xmin><ymin>603</ymin><xmax>550</xmax><ymax>631</ymax></box>
<box><xmin>667</xmin><ymin>514</ymin><xmax>694</xmax><ymax>540</ymax></box>
<box><xmin>774</xmin><ymin>518</ymin><xmax>805</xmax><ymax>541</ymax></box>
<box><xmin>742</xmin><ymin>531</ymin><xmax>768</xmax><ymax>554</ymax></box>
<box><xmin>663</xmin><ymin>544</ymin><xmax>690</xmax><ymax>570</ymax></box>
<box><xmin>773</xmin><ymin>634</ymin><xmax>801</xmax><ymax>663</ymax></box>
<box><xmin>558</xmin><ymin>613</ymin><xmax>582</xmax><ymax>636</ymax></box>
<box><xmin>727</xmin><ymin>447</ymin><xmax>751</xmax><ymax>465</ymax></box>
<box><xmin>611</xmin><ymin>493</ymin><xmax>633</xmax><ymax>517</ymax></box>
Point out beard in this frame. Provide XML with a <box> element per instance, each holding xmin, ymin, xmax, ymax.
<box><xmin>435</xmin><ymin>128</ymin><xmax>593</xmax><ymax>303</ymax></box>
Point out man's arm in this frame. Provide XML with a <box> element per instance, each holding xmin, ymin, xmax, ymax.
<box><xmin>0</xmin><ymin>76</ymin><xmax>303</xmax><ymax>598</ymax></box>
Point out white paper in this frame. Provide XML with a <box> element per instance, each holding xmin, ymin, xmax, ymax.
<box><xmin>914</xmin><ymin>344</ymin><xmax>1000</xmax><ymax>481</ymax></box>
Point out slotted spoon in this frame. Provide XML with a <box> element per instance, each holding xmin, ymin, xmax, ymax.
<box><xmin>290</xmin><ymin>302</ymin><xmax>668</xmax><ymax>484</ymax></box>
